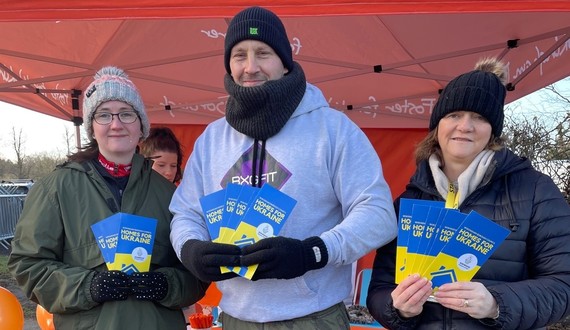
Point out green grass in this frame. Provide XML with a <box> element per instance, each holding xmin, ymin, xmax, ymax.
<box><xmin>0</xmin><ymin>255</ymin><xmax>8</xmax><ymax>274</ymax></box>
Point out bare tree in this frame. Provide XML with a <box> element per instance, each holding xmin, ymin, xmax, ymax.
<box><xmin>503</xmin><ymin>78</ymin><xmax>570</xmax><ymax>203</ymax></box>
<box><xmin>26</xmin><ymin>152</ymin><xmax>65</xmax><ymax>180</ymax></box>
<box><xmin>62</xmin><ymin>126</ymin><xmax>75</xmax><ymax>156</ymax></box>
<box><xmin>0</xmin><ymin>157</ymin><xmax>13</xmax><ymax>179</ymax></box>
<box><xmin>10</xmin><ymin>127</ymin><xmax>30</xmax><ymax>179</ymax></box>
<box><xmin>1</xmin><ymin>125</ymin><xmax>76</xmax><ymax>181</ymax></box>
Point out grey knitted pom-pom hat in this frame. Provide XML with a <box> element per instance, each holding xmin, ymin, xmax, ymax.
<box><xmin>82</xmin><ymin>66</ymin><xmax>149</xmax><ymax>140</ymax></box>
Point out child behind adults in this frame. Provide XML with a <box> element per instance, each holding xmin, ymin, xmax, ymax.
<box><xmin>140</xmin><ymin>127</ymin><xmax>219</xmax><ymax>325</ymax></box>
<box><xmin>139</xmin><ymin>126</ymin><xmax>183</xmax><ymax>184</ymax></box>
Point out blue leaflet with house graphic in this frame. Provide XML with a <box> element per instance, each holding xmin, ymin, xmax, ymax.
<box><xmin>218</xmin><ymin>184</ymin><xmax>259</xmax><ymax>244</ymax></box>
<box><xmin>91</xmin><ymin>213</ymin><xmax>121</xmax><ymax>263</ymax></box>
<box><xmin>418</xmin><ymin>209</ymin><xmax>466</xmax><ymax>279</ymax></box>
<box><xmin>199</xmin><ymin>188</ymin><xmax>227</xmax><ymax>242</ymax></box>
<box><xmin>415</xmin><ymin>208</ymin><xmax>454</xmax><ymax>273</ymax></box>
<box><xmin>111</xmin><ymin>214</ymin><xmax>157</xmax><ymax>274</ymax></box>
<box><xmin>410</xmin><ymin>205</ymin><xmax>444</xmax><ymax>275</ymax></box>
<box><xmin>396</xmin><ymin>198</ymin><xmax>444</xmax><ymax>283</ymax></box>
<box><xmin>217</xmin><ymin>184</ymin><xmax>259</xmax><ymax>273</ymax></box>
<box><xmin>405</xmin><ymin>204</ymin><xmax>430</xmax><ymax>276</ymax></box>
<box><xmin>229</xmin><ymin>183</ymin><xmax>297</xmax><ymax>279</ymax></box>
<box><xmin>91</xmin><ymin>213</ymin><xmax>157</xmax><ymax>274</ymax></box>
<box><xmin>217</xmin><ymin>183</ymin><xmax>241</xmax><ymax>243</ymax></box>
<box><xmin>424</xmin><ymin>210</ymin><xmax>510</xmax><ymax>289</ymax></box>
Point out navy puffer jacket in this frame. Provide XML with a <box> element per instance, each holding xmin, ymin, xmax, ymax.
<box><xmin>367</xmin><ymin>148</ymin><xmax>570</xmax><ymax>330</ymax></box>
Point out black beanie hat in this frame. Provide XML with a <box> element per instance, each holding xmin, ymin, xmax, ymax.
<box><xmin>224</xmin><ymin>6</ymin><xmax>293</xmax><ymax>74</ymax></box>
<box><xmin>429</xmin><ymin>58</ymin><xmax>507</xmax><ymax>136</ymax></box>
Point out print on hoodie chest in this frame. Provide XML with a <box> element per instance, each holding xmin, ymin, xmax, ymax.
<box><xmin>221</xmin><ymin>143</ymin><xmax>292</xmax><ymax>188</ymax></box>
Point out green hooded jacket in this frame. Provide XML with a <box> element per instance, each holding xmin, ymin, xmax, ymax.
<box><xmin>8</xmin><ymin>154</ymin><xmax>208</xmax><ymax>330</ymax></box>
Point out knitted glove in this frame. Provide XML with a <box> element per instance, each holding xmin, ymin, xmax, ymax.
<box><xmin>89</xmin><ymin>270</ymin><xmax>130</xmax><ymax>303</ymax></box>
<box><xmin>240</xmin><ymin>236</ymin><xmax>329</xmax><ymax>281</ymax></box>
<box><xmin>180</xmin><ymin>239</ymin><xmax>242</xmax><ymax>282</ymax></box>
<box><xmin>129</xmin><ymin>271</ymin><xmax>168</xmax><ymax>301</ymax></box>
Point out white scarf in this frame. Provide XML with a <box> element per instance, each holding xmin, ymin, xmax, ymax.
<box><xmin>429</xmin><ymin>149</ymin><xmax>495</xmax><ymax>207</ymax></box>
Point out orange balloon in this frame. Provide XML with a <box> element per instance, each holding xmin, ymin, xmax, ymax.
<box><xmin>197</xmin><ymin>282</ymin><xmax>221</xmax><ymax>307</ymax></box>
<box><xmin>36</xmin><ymin>304</ymin><xmax>55</xmax><ymax>330</ymax></box>
<box><xmin>0</xmin><ymin>286</ymin><xmax>24</xmax><ymax>330</ymax></box>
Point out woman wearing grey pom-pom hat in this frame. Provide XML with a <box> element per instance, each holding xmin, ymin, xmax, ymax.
<box><xmin>8</xmin><ymin>66</ymin><xmax>208</xmax><ymax>329</ymax></box>
<box><xmin>367</xmin><ymin>58</ymin><xmax>570</xmax><ymax>329</ymax></box>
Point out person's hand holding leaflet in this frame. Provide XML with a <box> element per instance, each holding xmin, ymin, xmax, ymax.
<box><xmin>180</xmin><ymin>239</ymin><xmax>242</xmax><ymax>282</ymax></box>
<box><xmin>240</xmin><ymin>236</ymin><xmax>328</xmax><ymax>281</ymax></box>
<box><xmin>129</xmin><ymin>271</ymin><xmax>169</xmax><ymax>301</ymax></box>
<box><xmin>89</xmin><ymin>270</ymin><xmax>130</xmax><ymax>303</ymax></box>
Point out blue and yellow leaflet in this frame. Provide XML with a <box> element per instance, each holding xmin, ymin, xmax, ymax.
<box><xmin>396</xmin><ymin>199</ymin><xmax>444</xmax><ymax>283</ymax></box>
<box><xmin>409</xmin><ymin>205</ymin><xmax>444</xmax><ymax>275</ymax></box>
<box><xmin>199</xmin><ymin>188</ymin><xmax>227</xmax><ymax>242</ymax></box>
<box><xmin>423</xmin><ymin>210</ymin><xmax>510</xmax><ymax>290</ymax></box>
<box><xmin>229</xmin><ymin>184</ymin><xmax>297</xmax><ymax>279</ymax></box>
<box><xmin>405</xmin><ymin>204</ymin><xmax>430</xmax><ymax>277</ymax></box>
<box><xmin>217</xmin><ymin>184</ymin><xmax>258</xmax><ymax>244</ymax></box>
<box><xmin>92</xmin><ymin>213</ymin><xmax>158</xmax><ymax>274</ymax></box>
<box><xmin>418</xmin><ymin>209</ymin><xmax>465</xmax><ymax>280</ymax></box>
<box><xmin>217</xmin><ymin>184</ymin><xmax>259</xmax><ymax>274</ymax></box>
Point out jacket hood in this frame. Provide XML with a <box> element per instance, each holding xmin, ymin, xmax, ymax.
<box><xmin>409</xmin><ymin>148</ymin><xmax>532</xmax><ymax>195</ymax></box>
<box><xmin>289</xmin><ymin>83</ymin><xmax>330</xmax><ymax>120</ymax></box>
<box><xmin>58</xmin><ymin>154</ymin><xmax>150</xmax><ymax>180</ymax></box>
<box><xmin>490</xmin><ymin>148</ymin><xmax>532</xmax><ymax>179</ymax></box>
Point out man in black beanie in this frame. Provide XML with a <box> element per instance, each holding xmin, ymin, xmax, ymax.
<box><xmin>170</xmin><ymin>6</ymin><xmax>398</xmax><ymax>329</ymax></box>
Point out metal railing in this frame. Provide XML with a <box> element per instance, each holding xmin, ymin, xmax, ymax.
<box><xmin>0</xmin><ymin>194</ymin><xmax>25</xmax><ymax>249</ymax></box>
<box><xmin>0</xmin><ymin>182</ymin><xmax>31</xmax><ymax>249</ymax></box>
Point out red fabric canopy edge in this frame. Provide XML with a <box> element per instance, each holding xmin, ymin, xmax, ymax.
<box><xmin>1</xmin><ymin>0</ymin><xmax>570</xmax><ymax>21</ymax></box>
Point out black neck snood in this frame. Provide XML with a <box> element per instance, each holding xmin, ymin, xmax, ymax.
<box><xmin>224</xmin><ymin>62</ymin><xmax>306</xmax><ymax>140</ymax></box>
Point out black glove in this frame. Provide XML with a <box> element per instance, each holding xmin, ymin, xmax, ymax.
<box><xmin>129</xmin><ymin>271</ymin><xmax>168</xmax><ymax>301</ymax></box>
<box><xmin>180</xmin><ymin>239</ymin><xmax>242</xmax><ymax>282</ymax></box>
<box><xmin>240</xmin><ymin>236</ymin><xmax>329</xmax><ymax>281</ymax></box>
<box><xmin>89</xmin><ymin>270</ymin><xmax>130</xmax><ymax>303</ymax></box>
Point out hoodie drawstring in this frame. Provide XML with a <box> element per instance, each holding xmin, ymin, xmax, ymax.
<box><xmin>251</xmin><ymin>139</ymin><xmax>266</xmax><ymax>188</ymax></box>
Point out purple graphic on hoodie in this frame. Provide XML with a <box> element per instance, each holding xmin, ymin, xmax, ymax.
<box><xmin>221</xmin><ymin>143</ymin><xmax>291</xmax><ymax>189</ymax></box>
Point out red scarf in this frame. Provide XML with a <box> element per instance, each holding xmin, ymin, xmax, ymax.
<box><xmin>98</xmin><ymin>153</ymin><xmax>132</xmax><ymax>177</ymax></box>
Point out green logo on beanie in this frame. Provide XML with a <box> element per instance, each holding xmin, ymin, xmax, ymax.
<box><xmin>249</xmin><ymin>27</ymin><xmax>258</xmax><ymax>35</ymax></box>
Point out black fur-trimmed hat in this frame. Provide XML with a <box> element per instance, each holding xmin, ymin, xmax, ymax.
<box><xmin>224</xmin><ymin>6</ymin><xmax>293</xmax><ymax>74</ymax></box>
<box><xmin>429</xmin><ymin>58</ymin><xmax>508</xmax><ymax>136</ymax></box>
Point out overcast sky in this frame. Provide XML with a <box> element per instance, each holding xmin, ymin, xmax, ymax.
<box><xmin>0</xmin><ymin>103</ymin><xmax>77</xmax><ymax>161</ymax></box>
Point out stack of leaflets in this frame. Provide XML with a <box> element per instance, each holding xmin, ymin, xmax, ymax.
<box><xmin>199</xmin><ymin>183</ymin><xmax>297</xmax><ymax>279</ymax></box>
<box><xmin>396</xmin><ymin>198</ymin><xmax>510</xmax><ymax>290</ymax></box>
<box><xmin>91</xmin><ymin>213</ymin><xmax>158</xmax><ymax>274</ymax></box>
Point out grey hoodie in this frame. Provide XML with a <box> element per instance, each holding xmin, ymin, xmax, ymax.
<box><xmin>170</xmin><ymin>83</ymin><xmax>397</xmax><ymax>322</ymax></box>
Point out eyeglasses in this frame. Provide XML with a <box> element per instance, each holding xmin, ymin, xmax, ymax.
<box><xmin>93</xmin><ymin>111</ymin><xmax>139</xmax><ymax>125</ymax></box>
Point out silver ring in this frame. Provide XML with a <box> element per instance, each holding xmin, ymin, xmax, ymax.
<box><xmin>463</xmin><ymin>299</ymin><xmax>469</xmax><ymax>307</ymax></box>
